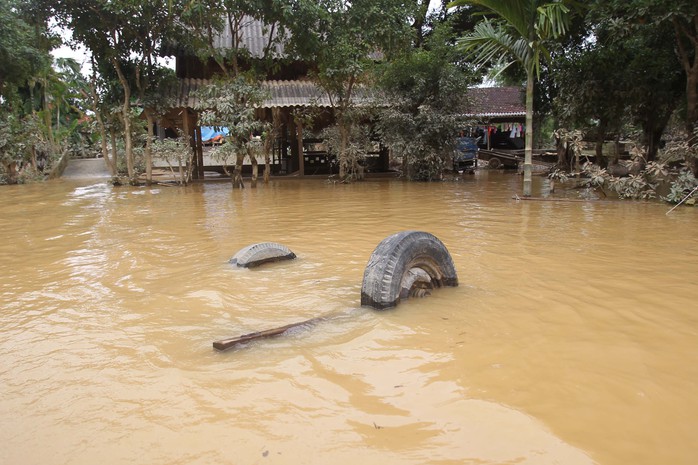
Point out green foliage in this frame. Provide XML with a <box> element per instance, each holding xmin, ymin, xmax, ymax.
<box><xmin>150</xmin><ymin>135</ymin><xmax>194</xmax><ymax>185</ymax></box>
<box><xmin>0</xmin><ymin>0</ymin><xmax>81</xmax><ymax>180</ymax></box>
<box><xmin>194</xmin><ymin>75</ymin><xmax>269</xmax><ymax>147</ymax></box>
<box><xmin>558</xmin><ymin>160</ymin><xmax>654</xmax><ymax>200</ymax></box>
<box><xmin>194</xmin><ymin>75</ymin><xmax>269</xmax><ymax>186</ymax></box>
<box><xmin>553</xmin><ymin>8</ymin><xmax>684</xmax><ymax>162</ymax></box>
<box><xmin>448</xmin><ymin>0</ymin><xmax>576</xmax><ymax>195</ymax></box>
<box><xmin>376</xmin><ymin>21</ymin><xmax>475</xmax><ymax>181</ymax></box>
<box><xmin>548</xmin><ymin>168</ymin><xmax>569</xmax><ymax>183</ymax></box>
<box><xmin>663</xmin><ymin>169</ymin><xmax>697</xmax><ymax>205</ymax></box>
<box><xmin>592</xmin><ymin>0</ymin><xmax>698</xmax><ymax>171</ymax></box>
<box><xmin>405</xmin><ymin>150</ymin><xmax>448</xmax><ymax>182</ymax></box>
<box><xmin>0</xmin><ymin>0</ymin><xmax>51</xmax><ymax>96</ymax></box>
<box><xmin>139</xmin><ymin>67</ymin><xmax>178</xmax><ymax>118</ymax></box>
<box><xmin>208</xmin><ymin>142</ymin><xmax>237</xmax><ymax>175</ymax></box>
<box><xmin>376</xmin><ymin>84</ymin><xmax>467</xmax><ymax>181</ymax></box>
<box><xmin>0</xmin><ymin>114</ymin><xmax>23</xmax><ymax>182</ymax></box>
<box><xmin>448</xmin><ymin>0</ymin><xmax>573</xmax><ymax>78</ymax></box>
<box><xmin>662</xmin><ymin>127</ymin><xmax>698</xmax><ymax>166</ymax></box>
<box><xmin>320</xmin><ymin>117</ymin><xmax>373</xmax><ymax>182</ymax></box>
<box><xmin>605</xmin><ymin>172</ymin><xmax>657</xmax><ymax>200</ymax></box>
<box><xmin>291</xmin><ymin>0</ymin><xmax>413</xmax><ymax>180</ymax></box>
<box><xmin>180</xmin><ymin>0</ymin><xmax>295</xmax><ymax>77</ymax></box>
<box><xmin>48</xmin><ymin>0</ymin><xmax>189</xmax><ymax>179</ymax></box>
<box><xmin>554</xmin><ymin>156</ymin><xmax>696</xmax><ymax>204</ymax></box>
<box><xmin>0</xmin><ymin>112</ymin><xmax>54</xmax><ymax>184</ymax></box>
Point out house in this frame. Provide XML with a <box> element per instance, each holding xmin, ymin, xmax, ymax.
<box><xmin>157</xmin><ymin>19</ymin><xmax>528</xmax><ymax>177</ymax></box>
<box><xmin>463</xmin><ymin>86</ymin><xmax>526</xmax><ymax>151</ymax></box>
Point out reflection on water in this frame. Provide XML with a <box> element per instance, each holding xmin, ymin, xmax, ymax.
<box><xmin>1</xmin><ymin>173</ymin><xmax>697</xmax><ymax>465</ymax></box>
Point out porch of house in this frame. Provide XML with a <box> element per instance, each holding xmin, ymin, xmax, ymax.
<box><xmin>154</xmin><ymin>79</ymin><xmax>390</xmax><ymax>180</ymax></box>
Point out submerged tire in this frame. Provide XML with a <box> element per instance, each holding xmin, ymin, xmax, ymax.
<box><xmin>229</xmin><ymin>242</ymin><xmax>296</xmax><ymax>268</ymax></box>
<box><xmin>488</xmin><ymin>157</ymin><xmax>501</xmax><ymax>169</ymax></box>
<box><xmin>361</xmin><ymin>231</ymin><xmax>458</xmax><ymax>310</ymax></box>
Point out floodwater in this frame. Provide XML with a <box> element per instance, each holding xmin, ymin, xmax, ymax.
<box><xmin>1</xmin><ymin>172</ymin><xmax>697</xmax><ymax>465</ymax></box>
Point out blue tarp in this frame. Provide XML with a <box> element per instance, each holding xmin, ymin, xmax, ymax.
<box><xmin>200</xmin><ymin>126</ymin><xmax>229</xmax><ymax>142</ymax></box>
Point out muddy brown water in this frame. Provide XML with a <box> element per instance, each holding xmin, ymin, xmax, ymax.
<box><xmin>1</xmin><ymin>172</ymin><xmax>697</xmax><ymax>465</ymax></box>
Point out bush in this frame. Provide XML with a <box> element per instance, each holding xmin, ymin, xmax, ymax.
<box><xmin>663</xmin><ymin>169</ymin><xmax>697</xmax><ymax>205</ymax></box>
<box><xmin>551</xmin><ymin>158</ymin><xmax>696</xmax><ymax>205</ymax></box>
<box><xmin>150</xmin><ymin>136</ymin><xmax>194</xmax><ymax>185</ymax></box>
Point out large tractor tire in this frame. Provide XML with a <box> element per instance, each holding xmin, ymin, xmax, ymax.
<box><xmin>361</xmin><ymin>231</ymin><xmax>458</xmax><ymax>310</ymax></box>
<box><xmin>229</xmin><ymin>242</ymin><xmax>296</xmax><ymax>268</ymax></box>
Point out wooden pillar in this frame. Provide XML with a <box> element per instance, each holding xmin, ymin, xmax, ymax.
<box><xmin>194</xmin><ymin>113</ymin><xmax>204</xmax><ymax>179</ymax></box>
<box><xmin>182</xmin><ymin>108</ymin><xmax>192</xmax><ymax>146</ymax></box>
<box><xmin>156</xmin><ymin>120</ymin><xmax>166</xmax><ymax>140</ymax></box>
<box><xmin>182</xmin><ymin>108</ymin><xmax>204</xmax><ymax>180</ymax></box>
<box><xmin>378</xmin><ymin>143</ymin><xmax>389</xmax><ymax>171</ymax></box>
<box><xmin>182</xmin><ymin>109</ymin><xmax>195</xmax><ymax>179</ymax></box>
<box><xmin>295</xmin><ymin>118</ymin><xmax>305</xmax><ymax>177</ymax></box>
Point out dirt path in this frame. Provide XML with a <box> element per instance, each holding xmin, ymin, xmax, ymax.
<box><xmin>61</xmin><ymin>158</ymin><xmax>112</xmax><ymax>179</ymax></box>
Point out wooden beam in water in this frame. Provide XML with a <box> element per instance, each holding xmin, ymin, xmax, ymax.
<box><xmin>512</xmin><ymin>195</ymin><xmax>601</xmax><ymax>202</ymax></box>
<box><xmin>213</xmin><ymin>316</ymin><xmax>324</xmax><ymax>351</ymax></box>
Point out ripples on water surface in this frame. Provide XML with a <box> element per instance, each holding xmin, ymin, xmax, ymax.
<box><xmin>1</xmin><ymin>173</ymin><xmax>697</xmax><ymax>465</ymax></box>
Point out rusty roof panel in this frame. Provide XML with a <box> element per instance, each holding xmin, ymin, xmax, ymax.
<box><xmin>464</xmin><ymin>86</ymin><xmax>526</xmax><ymax>118</ymax></box>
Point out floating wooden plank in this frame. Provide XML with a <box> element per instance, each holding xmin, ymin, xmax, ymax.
<box><xmin>512</xmin><ymin>195</ymin><xmax>601</xmax><ymax>202</ymax></box>
<box><xmin>213</xmin><ymin>316</ymin><xmax>324</xmax><ymax>351</ymax></box>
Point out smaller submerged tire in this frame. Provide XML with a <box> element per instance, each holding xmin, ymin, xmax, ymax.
<box><xmin>361</xmin><ymin>231</ymin><xmax>458</xmax><ymax>310</ymax></box>
<box><xmin>488</xmin><ymin>157</ymin><xmax>501</xmax><ymax>169</ymax></box>
<box><xmin>229</xmin><ymin>242</ymin><xmax>296</xmax><ymax>268</ymax></box>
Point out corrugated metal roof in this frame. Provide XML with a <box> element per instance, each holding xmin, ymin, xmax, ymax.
<box><xmin>169</xmin><ymin>80</ymin><xmax>526</xmax><ymax>117</ymax></box>
<box><xmin>213</xmin><ymin>17</ymin><xmax>286</xmax><ymax>58</ymax></box>
<box><xmin>170</xmin><ymin>78</ymin><xmax>365</xmax><ymax>109</ymax></box>
<box><xmin>173</xmin><ymin>78</ymin><xmax>208</xmax><ymax>108</ymax></box>
<box><xmin>161</xmin><ymin>17</ymin><xmax>288</xmax><ymax>59</ymax></box>
<box><xmin>263</xmin><ymin>80</ymin><xmax>331</xmax><ymax>107</ymax></box>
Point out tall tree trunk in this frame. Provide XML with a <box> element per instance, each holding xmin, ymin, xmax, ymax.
<box><xmin>88</xmin><ymin>78</ymin><xmax>115</xmax><ymax>175</ymax></box>
<box><xmin>110</xmin><ymin>126</ymin><xmax>119</xmax><ymax>174</ymax></box>
<box><xmin>523</xmin><ymin>71</ymin><xmax>534</xmax><ymax>196</ymax></box>
<box><xmin>412</xmin><ymin>0</ymin><xmax>430</xmax><ymax>48</ymax></box>
<box><xmin>144</xmin><ymin>110</ymin><xmax>154</xmax><ymax>184</ymax></box>
<box><xmin>555</xmin><ymin>135</ymin><xmax>571</xmax><ymax>171</ymax></box>
<box><xmin>99</xmin><ymin>118</ymin><xmax>115</xmax><ymax>175</ymax></box>
<box><xmin>40</xmin><ymin>80</ymin><xmax>56</xmax><ymax>157</ymax></box>
<box><xmin>642</xmin><ymin>104</ymin><xmax>674</xmax><ymax>162</ymax></box>
<box><xmin>687</xmin><ymin>68</ymin><xmax>697</xmax><ymax>141</ymax></box>
<box><xmin>263</xmin><ymin>135</ymin><xmax>272</xmax><ymax>184</ymax></box>
<box><xmin>686</xmin><ymin>69</ymin><xmax>697</xmax><ymax>175</ymax></box>
<box><xmin>265</xmin><ymin>109</ymin><xmax>281</xmax><ymax>184</ymax></box>
<box><xmin>3</xmin><ymin>161</ymin><xmax>18</xmax><ymax>184</ymax></box>
<box><xmin>595</xmin><ymin>120</ymin><xmax>609</xmax><ymax>168</ymax></box>
<box><xmin>673</xmin><ymin>16</ymin><xmax>698</xmax><ymax>175</ymax></box>
<box><xmin>30</xmin><ymin>145</ymin><xmax>38</xmax><ymax>171</ymax></box>
<box><xmin>250</xmin><ymin>146</ymin><xmax>258</xmax><ymax>188</ymax></box>
<box><xmin>296</xmin><ymin>118</ymin><xmax>305</xmax><ymax>176</ymax></box>
<box><xmin>338</xmin><ymin>119</ymin><xmax>350</xmax><ymax>180</ymax></box>
<box><xmin>178</xmin><ymin>157</ymin><xmax>185</xmax><ymax>186</ymax></box>
<box><xmin>112</xmin><ymin>58</ymin><xmax>134</xmax><ymax>179</ymax></box>
<box><xmin>232</xmin><ymin>149</ymin><xmax>245</xmax><ymax>188</ymax></box>
<box><xmin>594</xmin><ymin>137</ymin><xmax>606</xmax><ymax>168</ymax></box>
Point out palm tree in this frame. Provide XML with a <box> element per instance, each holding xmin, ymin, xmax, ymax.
<box><xmin>448</xmin><ymin>0</ymin><xmax>571</xmax><ymax>196</ymax></box>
